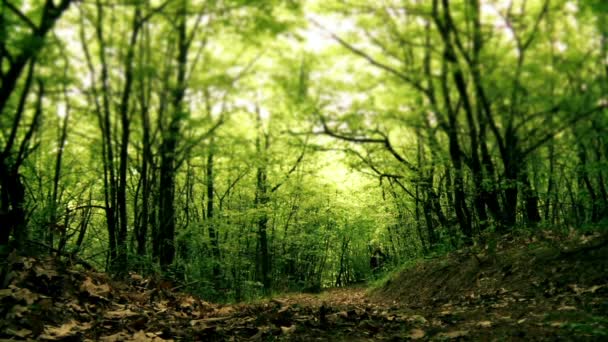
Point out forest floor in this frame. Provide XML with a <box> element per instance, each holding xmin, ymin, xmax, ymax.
<box><xmin>1</xmin><ymin>229</ymin><xmax>607</xmax><ymax>341</ymax></box>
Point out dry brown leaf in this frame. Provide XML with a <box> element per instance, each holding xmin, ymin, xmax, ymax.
<box><xmin>67</xmin><ymin>300</ymin><xmax>85</xmax><ymax>312</ymax></box>
<box><xmin>154</xmin><ymin>300</ymin><xmax>169</xmax><ymax>312</ymax></box>
<box><xmin>40</xmin><ymin>320</ymin><xmax>79</xmax><ymax>340</ymax></box>
<box><xmin>22</xmin><ymin>257</ymin><xmax>35</xmax><ymax>269</ymax></box>
<box><xmin>6</xmin><ymin>328</ymin><xmax>32</xmax><ymax>338</ymax></box>
<box><xmin>190</xmin><ymin>319</ymin><xmax>205</xmax><ymax>326</ymax></box>
<box><xmin>438</xmin><ymin>330</ymin><xmax>469</xmax><ymax>339</ymax></box>
<box><xmin>130</xmin><ymin>273</ymin><xmax>144</xmax><ymax>282</ymax></box>
<box><xmin>588</xmin><ymin>285</ymin><xmax>605</xmax><ymax>293</ymax></box>
<box><xmin>215</xmin><ymin>306</ymin><xmax>235</xmax><ymax>315</ymax></box>
<box><xmin>281</xmin><ymin>325</ymin><xmax>296</xmax><ymax>335</ymax></box>
<box><xmin>409</xmin><ymin>328</ymin><xmax>426</xmax><ymax>340</ymax></box>
<box><xmin>100</xmin><ymin>332</ymin><xmax>131</xmax><ymax>342</ymax></box>
<box><xmin>7</xmin><ymin>304</ymin><xmax>29</xmax><ymax>319</ymax></box>
<box><xmin>132</xmin><ymin>330</ymin><xmax>153</xmax><ymax>341</ymax></box>
<box><xmin>34</xmin><ymin>265</ymin><xmax>59</xmax><ymax>279</ymax></box>
<box><xmin>80</xmin><ymin>276</ymin><xmax>111</xmax><ymax>298</ymax></box>
<box><xmin>477</xmin><ymin>321</ymin><xmax>492</xmax><ymax>328</ymax></box>
<box><xmin>104</xmin><ymin>308</ymin><xmax>139</xmax><ymax>319</ymax></box>
<box><xmin>568</xmin><ymin>283</ymin><xmax>604</xmax><ymax>295</ymax></box>
<box><xmin>439</xmin><ymin>310</ymin><xmax>452</xmax><ymax>316</ymax></box>
<box><xmin>179</xmin><ymin>296</ymin><xmax>196</xmax><ymax>309</ymax></box>
<box><xmin>173</xmin><ymin>311</ymin><xmax>189</xmax><ymax>318</ymax></box>
<box><xmin>408</xmin><ymin>315</ymin><xmax>427</xmax><ymax>324</ymax></box>
<box><xmin>12</xmin><ymin>286</ymin><xmax>39</xmax><ymax>305</ymax></box>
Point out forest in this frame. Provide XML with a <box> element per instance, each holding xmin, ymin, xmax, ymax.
<box><xmin>1</xmin><ymin>0</ymin><xmax>607</xmax><ymax>340</ymax></box>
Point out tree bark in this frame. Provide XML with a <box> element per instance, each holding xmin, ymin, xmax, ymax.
<box><xmin>158</xmin><ymin>0</ymin><xmax>188</xmax><ymax>269</ymax></box>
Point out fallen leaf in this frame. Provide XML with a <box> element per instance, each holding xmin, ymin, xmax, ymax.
<box><xmin>12</xmin><ymin>286</ymin><xmax>39</xmax><ymax>305</ymax></box>
<box><xmin>408</xmin><ymin>314</ymin><xmax>427</xmax><ymax>324</ymax></box>
<box><xmin>490</xmin><ymin>301</ymin><xmax>509</xmax><ymax>308</ymax></box>
<box><xmin>40</xmin><ymin>320</ymin><xmax>79</xmax><ymax>340</ymax></box>
<box><xmin>132</xmin><ymin>330</ymin><xmax>153</xmax><ymax>341</ymax></box>
<box><xmin>6</xmin><ymin>328</ymin><xmax>32</xmax><ymax>338</ymax></box>
<box><xmin>439</xmin><ymin>310</ymin><xmax>453</xmax><ymax>316</ymax></box>
<box><xmin>409</xmin><ymin>328</ymin><xmax>425</xmax><ymax>340</ymax></box>
<box><xmin>173</xmin><ymin>311</ymin><xmax>189</xmax><ymax>318</ymax></box>
<box><xmin>569</xmin><ymin>284</ymin><xmax>606</xmax><ymax>295</ymax></box>
<box><xmin>130</xmin><ymin>273</ymin><xmax>144</xmax><ymax>282</ymax></box>
<box><xmin>67</xmin><ymin>301</ymin><xmax>85</xmax><ymax>312</ymax></box>
<box><xmin>100</xmin><ymin>332</ymin><xmax>131</xmax><ymax>342</ymax></box>
<box><xmin>104</xmin><ymin>308</ymin><xmax>139</xmax><ymax>319</ymax></box>
<box><xmin>477</xmin><ymin>321</ymin><xmax>492</xmax><ymax>328</ymax></box>
<box><xmin>34</xmin><ymin>265</ymin><xmax>59</xmax><ymax>279</ymax></box>
<box><xmin>281</xmin><ymin>325</ymin><xmax>296</xmax><ymax>335</ymax></box>
<box><xmin>588</xmin><ymin>285</ymin><xmax>605</xmax><ymax>293</ymax></box>
<box><xmin>190</xmin><ymin>319</ymin><xmax>206</xmax><ymax>326</ymax></box>
<box><xmin>80</xmin><ymin>276</ymin><xmax>111</xmax><ymax>299</ymax></box>
<box><xmin>215</xmin><ymin>306</ymin><xmax>235</xmax><ymax>315</ymax></box>
<box><xmin>22</xmin><ymin>257</ymin><xmax>35</xmax><ymax>269</ymax></box>
<box><xmin>179</xmin><ymin>296</ymin><xmax>196</xmax><ymax>309</ymax></box>
<box><xmin>438</xmin><ymin>330</ymin><xmax>469</xmax><ymax>339</ymax></box>
<box><xmin>7</xmin><ymin>304</ymin><xmax>29</xmax><ymax>318</ymax></box>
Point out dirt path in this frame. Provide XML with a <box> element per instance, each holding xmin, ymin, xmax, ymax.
<box><xmin>238</xmin><ymin>284</ymin><xmax>607</xmax><ymax>341</ymax></box>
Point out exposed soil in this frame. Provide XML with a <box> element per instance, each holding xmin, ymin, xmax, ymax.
<box><xmin>370</xmin><ymin>230</ymin><xmax>608</xmax><ymax>340</ymax></box>
<box><xmin>1</xmin><ymin>229</ymin><xmax>607</xmax><ymax>341</ymax></box>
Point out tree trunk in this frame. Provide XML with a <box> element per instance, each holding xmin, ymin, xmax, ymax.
<box><xmin>158</xmin><ymin>0</ymin><xmax>188</xmax><ymax>269</ymax></box>
<box><xmin>48</xmin><ymin>83</ymin><xmax>71</xmax><ymax>251</ymax></box>
<box><xmin>0</xmin><ymin>0</ymin><xmax>72</xmax><ymax>116</ymax></box>
<box><xmin>115</xmin><ymin>7</ymin><xmax>141</xmax><ymax>272</ymax></box>
<box><xmin>255</xmin><ymin>111</ymin><xmax>271</xmax><ymax>293</ymax></box>
<box><xmin>206</xmin><ymin>140</ymin><xmax>221</xmax><ymax>286</ymax></box>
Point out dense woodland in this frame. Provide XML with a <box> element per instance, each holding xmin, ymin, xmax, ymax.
<box><xmin>1</xmin><ymin>0</ymin><xmax>607</xmax><ymax>301</ymax></box>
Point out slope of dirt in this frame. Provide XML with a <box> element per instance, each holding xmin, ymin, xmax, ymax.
<box><xmin>1</xmin><ymin>230</ymin><xmax>607</xmax><ymax>341</ymax></box>
<box><xmin>370</xmin><ymin>229</ymin><xmax>608</xmax><ymax>340</ymax></box>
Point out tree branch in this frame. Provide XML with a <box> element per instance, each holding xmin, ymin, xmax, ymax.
<box><xmin>271</xmin><ymin>141</ymin><xmax>308</xmax><ymax>193</ymax></box>
<box><xmin>1</xmin><ymin>0</ymin><xmax>37</xmax><ymax>31</ymax></box>
<box><xmin>309</xmin><ymin>17</ymin><xmax>428</xmax><ymax>94</ymax></box>
<box><xmin>523</xmin><ymin>104</ymin><xmax>607</xmax><ymax>157</ymax></box>
<box><xmin>318</xmin><ymin>114</ymin><xmax>418</xmax><ymax>172</ymax></box>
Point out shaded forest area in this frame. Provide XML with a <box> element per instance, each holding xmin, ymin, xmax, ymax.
<box><xmin>1</xmin><ymin>0</ymin><xmax>608</xmax><ymax>326</ymax></box>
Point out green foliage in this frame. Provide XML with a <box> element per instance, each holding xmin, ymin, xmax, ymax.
<box><xmin>1</xmin><ymin>0</ymin><xmax>607</xmax><ymax>304</ymax></box>
<box><xmin>367</xmin><ymin>258</ymin><xmax>419</xmax><ymax>292</ymax></box>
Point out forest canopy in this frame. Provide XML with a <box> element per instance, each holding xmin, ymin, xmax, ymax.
<box><xmin>0</xmin><ymin>0</ymin><xmax>607</xmax><ymax>300</ymax></box>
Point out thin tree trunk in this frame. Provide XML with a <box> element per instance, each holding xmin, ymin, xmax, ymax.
<box><xmin>116</xmin><ymin>6</ymin><xmax>141</xmax><ymax>272</ymax></box>
<box><xmin>158</xmin><ymin>0</ymin><xmax>188</xmax><ymax>269</ymax></box>
<box><xmin>207</xmin><ymin>139</ymin><xmax>221</xmax><ymax>286</ymax></box>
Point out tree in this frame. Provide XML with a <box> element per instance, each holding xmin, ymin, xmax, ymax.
<box><xmin>0</xmin><ymin>0</ymin><xmax>72</xmax><ymax>252</ymax></box>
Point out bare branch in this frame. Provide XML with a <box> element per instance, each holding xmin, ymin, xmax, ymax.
<box><xmin>309</xmin><ymin>17</ymin><xmax>428</xmax><ymax>94</ymax></box>
<box><xmin>523</xmin><ymin>104</ymin><xmax>607</xmax><ymax>156</ymax></box>
<box><xmin>270</xmin><ymin>145</ymin><xmax>306</xmax><ymax>193</ymax></box>
<box><xmin>318</xmin><ymin>114</ymin><xmax>418</xmax><ymax>172</ymax></box>
<box><xmin>2</xmin><ymin>0</ymin><xmax>37</xmax><ymax>31</ymax></box>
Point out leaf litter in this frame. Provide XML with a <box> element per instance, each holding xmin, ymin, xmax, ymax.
<box><xmin>0</xmin><ymin>231</ymin><xmax>607</xmax><ymax>340</ymax></box>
